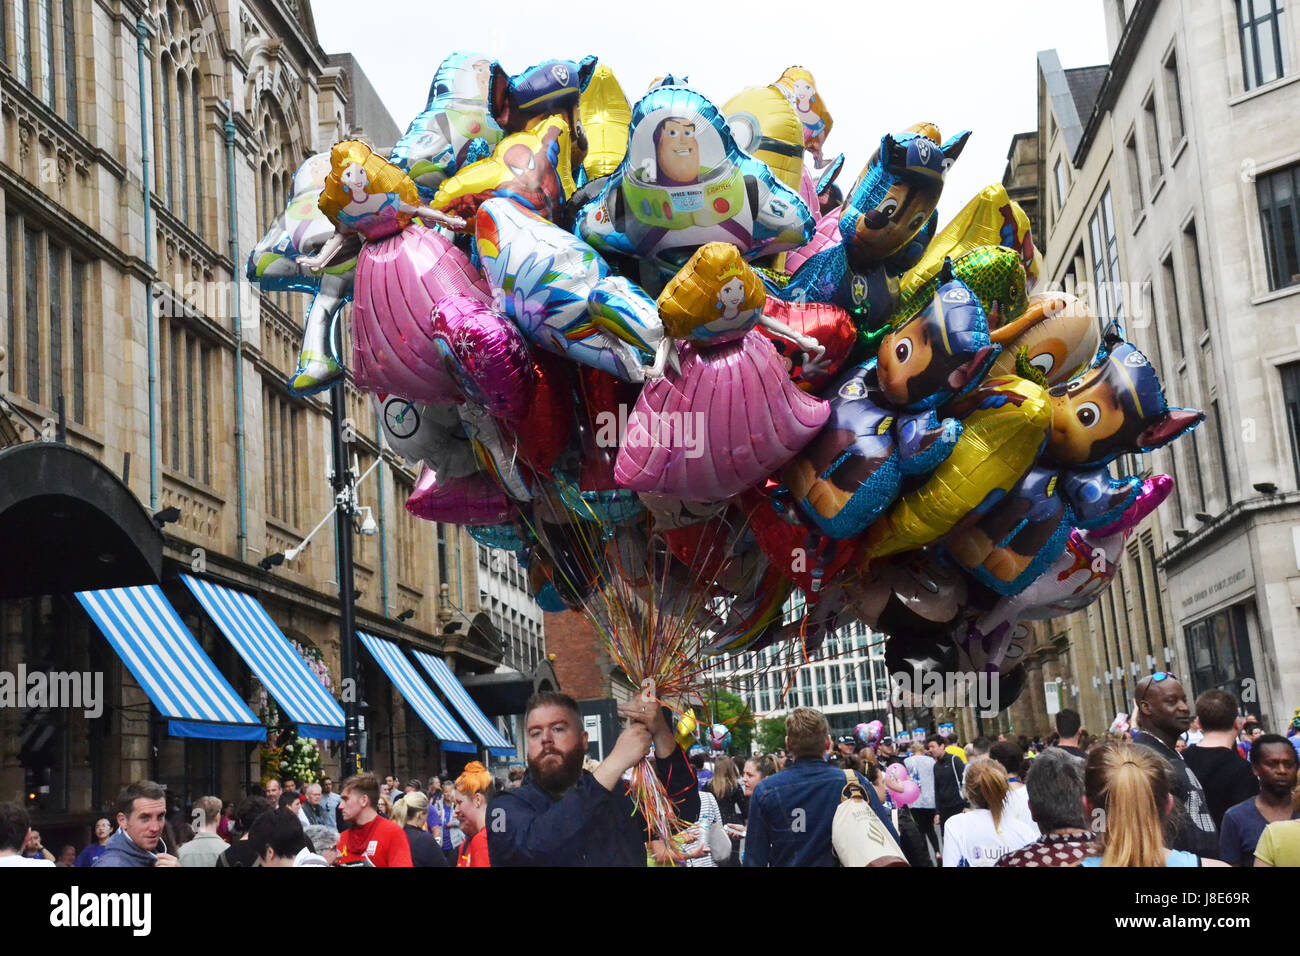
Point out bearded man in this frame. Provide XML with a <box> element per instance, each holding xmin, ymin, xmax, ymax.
<box><xmin>488</xmin><ymin>684</ymin><xmax>699</xmax><ymax>866</ymax></box>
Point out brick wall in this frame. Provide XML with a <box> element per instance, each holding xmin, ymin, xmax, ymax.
<box><xmin>543</xmin><ymin>611</ymin><xmax>608</xmax><ymax>701</ymax></box>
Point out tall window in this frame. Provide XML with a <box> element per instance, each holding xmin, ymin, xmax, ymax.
<box><xmin>1054</xmin><ymin>158</ymin><xmax>1068</xmax><ymax>210</ymax></box>
<box><xmin>1088</xmin><ymin>188</ymin><xmax>1124</xmax><ymax>328</ymax></box>
<box><xmin>1238</xmin><ymin>0</ymin><xmax>1289</xmax><ymax>90</ymax></box>
<box><xmin>1280</xmin><ymin>361</ymin><xmax>1300</xmax><ymax>487</ymax></box>
<box><xmin>3</xmin><ymin>215</ymin><xmax>89</xmax><ymax>423</ymax></box>
<box><xmin>1182</xmin><ymin>221</ymin><xmax>1209</xmax><ymax>331</ymax></box>
<box><xmin>1210</xmin><ymin>399</ymin><xmax>1234</xmax><ymax>507</ymax></box>
<box><xmin>38</xmin><ymin>0</ymin><xmax>53</xmax><ymax>106</ymax></box>
<box><xmin>161</xmin><ymin>320</ymin><xmax>213</xmax><ymax>485</ymax></box>
<box><xmin>14</xmin><ymin>0</ymin><xmax>30</xmax><ymax>96</ymax></box>
<box><xmin>1142</xmin><ymin>531</ymin><xmax>1169</xmax><ymax>655</ymax></box>
<box><xmin>1164</xmin><ymin>49</ymin><xmax>1185</xmax><ymax>144</ymax></box>
<box><xmin>1125</xmin><ymin>130</ymin><xmax>1144</xmax><ymax>213</ymax></box>
<box><xmin>1160</xmin><ymin>252</ymin><xmax>1185</xmax><ymax>356</ymax></box>
<box><xmin>160</xmin><ymin>61</ymin><xmax>173</xmax><ymax>208</ymax></box>
<box><xmin>62</xmin><ymin>0</ymin><xmax>77</xmax><ymax>127</ymax></box>
<box><xmin>1257</xmin><ymin>163</ymin><xmax>1300</xmax><ymax>290</ymax></box>
<box><xmin>1142</xmin><ymin>94</ymin><xmax>1163</xmax><ymax>189</ymax></box>
<box><xmin>262</xmin><ymin>385</ymin><xmax>301</xmax><ymax>525</ymax></box>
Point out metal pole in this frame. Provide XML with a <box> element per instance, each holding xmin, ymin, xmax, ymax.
<box><xmin>331</xmin><ymin>383</ymin><xmax>361</xmax><ymax>773</ymax></box>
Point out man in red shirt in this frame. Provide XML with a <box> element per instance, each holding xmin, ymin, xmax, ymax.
<box><xmin>335</xmin><ymin>773</ymin><xmax>413</xmax><ymax>866</ymax></box>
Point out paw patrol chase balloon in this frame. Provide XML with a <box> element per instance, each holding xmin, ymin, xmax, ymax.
<box><xmin>575</xmin><ymin>86</ymin><xmax>815</xmax><ymax>260</ymax></box>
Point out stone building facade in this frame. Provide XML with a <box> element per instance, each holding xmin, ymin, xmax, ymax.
<box><xmin>1010</xmin><ymin>0</ymin><xmax>1300</xmax><ymax>739</ymax></box>
<box><xmin>0</xmin><ymin>0</ymin><xmax>535</xmax><ymax>843</ymax></box>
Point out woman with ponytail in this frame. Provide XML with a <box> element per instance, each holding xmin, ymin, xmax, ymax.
<box><xmin>941</xmin><ymin>759</ymin><xmax>1039</xmax><ymax>866</ymax></box>
<box><xmin>391</xmin><ymin>791</ymin><xmax>446</xmax><ymax>868</ymax></box>
<box><xmin>1081</xmin><ymin>740</ymin><xmax>1228</xmax><ymax>867</ymax></box>
<box><xmin>454</xmin><ymin>762</ymin><xmax>494</xmax><ymax>867</ymax></box>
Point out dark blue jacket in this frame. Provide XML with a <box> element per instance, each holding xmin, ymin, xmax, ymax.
<box><xmin>743</xmin><ymin>756</ymin><xmax>899</xmax><ymax>867</ymax></box>
<box><xmin>488</xmin><ymin>747</ymin><xmax>699</xmax><ymax>866</ymax></box>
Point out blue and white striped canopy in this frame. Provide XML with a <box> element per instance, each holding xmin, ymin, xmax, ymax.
<box><xmin>182</xmin><ymin>576</ymin><xmax>345</xmax><ymax>741</ymax></box>
<box><xmin>76</xmin><ymin>586</ymin><xmax>264</xmax><ymax>741</ymax></box>
<box><xmin>357</xmin><ymin>632</ymin><xmax>475</xmax><ymax>753</ymax></box>
<box><xmin>411</xmin><ymin>650</ymin><xmax>515</xmax><ymax>756</ymax></box>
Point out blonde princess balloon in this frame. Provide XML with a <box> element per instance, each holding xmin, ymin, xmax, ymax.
<box><xmin>614</xmin><ymin>242</ymin><xmax>830</xmax><ymax>501</ymax></box>
<box><xmin>294</xmin><ymin>141</ymin><xmax>506</xmax><ymax>405</ymax></box>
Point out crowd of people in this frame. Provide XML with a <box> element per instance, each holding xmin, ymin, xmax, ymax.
<box><xmin>2</xmin><ymin>674</ymin><xmax>1297</xmax><ymax>867</ymax></box>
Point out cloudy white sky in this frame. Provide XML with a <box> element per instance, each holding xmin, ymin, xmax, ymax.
<box><xmin>309</xmin><ymin>0</ymin><xmax>1110</xmax><ymax>223</ymax></box>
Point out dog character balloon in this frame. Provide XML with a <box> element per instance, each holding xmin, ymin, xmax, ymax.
<box><xmin>781</xmin><ymin>264</ymin><xmax>998</xmax><ymax>539</ymax></box>
<box><xmin>946</xmin><ymin>341</ymin><xmax>1203</xmax><ymax>594</ymax></box>
<box><xmin>780</xmin><ymin>124</ymin><xmax>970</xmax><ymax>330</ymax></box>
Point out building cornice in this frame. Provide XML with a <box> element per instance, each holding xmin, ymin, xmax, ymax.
<box><xmin>1158</xmin><ymin>492</ymin><xmax>1300</xmax><ymax>571</ymax></box>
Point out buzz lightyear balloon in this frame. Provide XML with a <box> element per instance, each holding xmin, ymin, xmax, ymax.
<box><xmin>575</xmin><ymin>86</ymin><xmax>814</xmax><ymax>260</ymax></box>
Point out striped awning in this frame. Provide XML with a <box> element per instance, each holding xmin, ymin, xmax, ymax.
<box><xmin>181</xmin><ymin>576</ymin><xmax>345</xmax><ymax>741</ymax></box>
<box><xmin>411</xmin><ymin>650</ymin><xmax>515</xmax><ymax>756</ymax></box>
<box><xmin>76</xmin><ymin>586</ymin><xmax>264</xmax><ymax>741</ymax></box>
<box><xmin>357</xmin><ymin>632</ymin><xmax>475</xmax><ymax>753</ymax></box>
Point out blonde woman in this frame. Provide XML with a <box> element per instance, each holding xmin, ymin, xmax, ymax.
<box><xmin>454</xmin><ymin>762</ymin><xmax>494</xmax><ymax>867</ymax></box>
<box><xmin>1081</xmin><ymin>741</ymin><xmax>1228</xmax><ymax>867</ymax></box>
<box><xmin>940</xmin><ymin>759</ymin><xmax>1039</xmax><ymax>867</ymax></box>
<box><xmin>390</xmin><ymin>791</ymin><xmax>446</xmax><ymax>868</ymax></box>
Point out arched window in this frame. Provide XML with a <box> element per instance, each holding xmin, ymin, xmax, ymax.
<box><xmin>62</xmin><ymin>0</ymin><xmax>77</xmax><ymax>127</ymax></box>
<box><xmin>150</xmin><ymin>4</ymin><xmax>208</xmax><ymax>233</ymax></box>
<box><xmin>190</xmin><ymin>68</ymin><xmax>203</xmax><ymax>236</ymax></box>
<box><xmin>159</xmin><ymin>55</ymin><xmax>173</xmax><ymax>209</ymax></box>
<box><xmin>177</xmin><ymin>70</ymin><xmax>190</xmax><ymax>222</ymax></box>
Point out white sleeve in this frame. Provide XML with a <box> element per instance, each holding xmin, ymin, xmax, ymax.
<box><xmin>942</xmin><ymin>816</ymin><xmax>961</xmax><ymax>868</ymax></box>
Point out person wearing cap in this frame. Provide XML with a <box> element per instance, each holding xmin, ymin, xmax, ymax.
<box><xmin>877</xmin><ymin>737</ymin><xmax>906</xmax><ymax>771</ymax></box>
<box><xmin>834</xmin><ymin>735</ymin><xmax>857</xmax><ymax>769</ymax></box>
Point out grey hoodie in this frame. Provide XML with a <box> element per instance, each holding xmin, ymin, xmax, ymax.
<box><xmin>94</xmin><ymin>828</ymin><xmax>166</xmax><ymax>867</ymax></box>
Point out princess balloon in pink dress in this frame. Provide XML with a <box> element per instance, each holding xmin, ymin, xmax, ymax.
<box><xmin>614</xmin><ymin>242</ymin><xmax>831</xmax><ymax>501</ymax></box>
<box><xmin>296</xmin><ymin>140</ymin><xmax>475</xmax><ymax>401</ymax></box>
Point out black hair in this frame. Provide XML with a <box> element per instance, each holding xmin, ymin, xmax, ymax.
<box><xmin>235</xmin><ymin>795</ymin><xmax>274</xmax><ymax>832</ymax></box>
<box><xmin>989</xmin><ymin>740</ymin><xmax>1026</xmax><ymax>778</ymax></box>
<box><xmin>247</xmin><ymin>809</ymin><xmax>308</xmax><ymax>862</ymax></box>
<box><xmin>1055</xmin><ymin>708</ymin><xmax>1082</xmax><ymax>739</ymax></box>
<box><xmin>278</xmin><ymin>791</ymin><xmax>299</xmax><ymax>811</ymax></box>
<box><xmin>1250</xmin><ymin>734</ymin><xmax>1298</xmax><ymax>766</ymax></box>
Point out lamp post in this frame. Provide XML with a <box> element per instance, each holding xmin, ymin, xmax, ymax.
<box><xmin>330</xmin><ymin>383</ymin><xmax>362</xmax><ymax>775</ymax></box>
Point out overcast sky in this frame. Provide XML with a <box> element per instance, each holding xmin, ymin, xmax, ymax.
<box><xmin>309</xmin><ymin>0</ymin><xmax>1110</xmax><ymax>223</ymax></box>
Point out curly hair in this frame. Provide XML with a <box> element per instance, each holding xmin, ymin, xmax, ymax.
<box><xmin>318</xmin><ymin>140</ymin><xmax>420</xmax><ymax>228</ymax></box>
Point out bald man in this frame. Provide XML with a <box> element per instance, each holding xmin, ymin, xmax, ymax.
<box><xmin>1132</xmin><ymin>674</ymin><xmax>1218</xmax><ymax>858</ymax></box>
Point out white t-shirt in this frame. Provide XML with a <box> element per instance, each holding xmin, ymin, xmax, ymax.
<box><xmin>1004</xmin><ymin>785</ymin><xmax>1036</xmax><ymax>830</ymax></box>
<box><xmin>0</xmin><ymin>854</ymin><xmax>55</xmax><ymax>866</ymax></box>
<box><xmin>941</xmin><ymin>807</ymin><xmax>1039</xmax><ymax>867</ymax></box>
<box><xmin>904</xmin><ymin>754</ymin><xmax>936</xmax><ymax>810</ymax></box>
